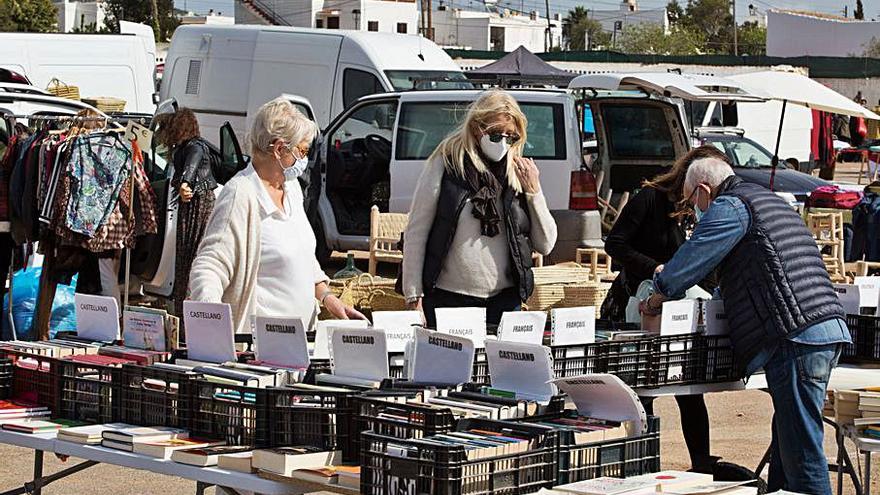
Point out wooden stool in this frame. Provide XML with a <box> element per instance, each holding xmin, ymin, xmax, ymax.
<box><xmin>575</xmin><ymin>248</ymin><xmax>613</xmax><ymax>282</ymax></box>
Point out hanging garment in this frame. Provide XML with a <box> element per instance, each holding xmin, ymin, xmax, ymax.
<box><xmin>172</xmin><ymin>190</ymin><xmax>216</xmax><ymax>316</ymax></box>
<box><xmin>65</xmin><ymin>134</ymin><xmax>131</xmax><ymax>237</ymax></box>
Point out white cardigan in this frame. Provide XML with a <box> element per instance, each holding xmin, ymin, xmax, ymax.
<box><xmin>188</xmin><ymin>171</ymin><xmax>264</xmax><ymax>334</ymax></box>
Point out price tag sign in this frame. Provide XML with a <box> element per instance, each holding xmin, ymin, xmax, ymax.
<box><xmin>498</xmin><ymin>311</ymin><xmax>546</xmax><ymax>345</ymax></box>
<box><xmin>550</xmin><ymin>307</ymin><xmax>596</xmax><ymax>345</ymax></box>
<box><xmin>660</xmin><ymin>300</ymin><xmax>698</xmax><ymax>336</ymax></box>
<box><xmin>125</xmin><ymin>120</ymin><xmax>153</xmax><ymax>150</ymax></box>
<box><xmin>183</xmin><ymin>301</ymin><xmax>235</xmax><ymax>363</ymax></box>
<box><xmin>330</xmin><ymin>328</ymin><xmax>388</xmax><ymax>381</ymax></box>
<box><xmin>703</xmin><ymin>300</ymin><xmax>729</xmax><ymax>336</ymax></box>
<box><xmin>435</xmin><ymin>307</ymin><xmax>487</xmax><ymax>348</ymax></box>
<box><xmin>254</xmin><ymin>317</ymin><xmax>309</xmax><ymax>368</ymax></box>
<box><xmin>372</xmin><ymin>311</ymin><xmax>421</xmax><ymax>353</ymax></box>
<box><xmin>833</xmin><ymin>284</ymin><xmax>861</xmax><ymax>316</ymax></box>
<box><xmin>75</xmin><ymin>293</ymin><xmax>120</xmax><ymax>341</ymax></box>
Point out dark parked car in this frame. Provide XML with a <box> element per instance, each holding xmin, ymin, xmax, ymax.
<box><xmin>699</xmin><ymin>132</ymin><xmax>829</xmax><ymax>203</ymax></box>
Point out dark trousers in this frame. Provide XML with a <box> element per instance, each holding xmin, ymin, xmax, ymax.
<box><xmin>641</xmin><ymin>394</ymin><xmax>714</xmax><ymax>471</ymax></box>
<box><xmin>423</xmin><ymin>287</ymin><xmax>521</xmax><ymax>328</ymax></box>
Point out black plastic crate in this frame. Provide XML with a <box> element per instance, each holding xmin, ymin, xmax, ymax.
<box><xmin>56</xmin><ymin>358</ymin><xmax>124</xmax><ymax>424</ymax></box>
<box><xmin>650</xmin><ymin>335</ymin><xmax>705</xmax><ymax>386</ymax></box>
<box><xmin>361</xmin><ymin>418</ymin><xmax>558</xmax><ymax>495</ymax></box>
<box><xmin>268</xmin><ymin>386</ymin><xmax>359</xmax><ymax>462</ymax></box>
<box><xmin>551</xmin><ymin>343</ymin><xmax>603</xmax><ymax>378</ymax></box>
<box><xmin>3</xmin><ymin>349</ymin><xmax>58</xmax><ymax>410</ymax></box>
<box><xmin>0</xmin><ymin>358</ymin><xmax>11</xmax><ymax>400</ymax></box>
<box><xmin>117</xmin><ymin>364</ymin><xmax>201</xmax><ymax>429</ymax></box>
<box><xmin>191</xmin><ymin>380</ymin><xmax>270</xmax><ymax>447</ymax></box>
<box><xmin>843</xmin><ymin>314</ymin><xmax>875</xmax><ymax>362</ymax></box>
<box><xmin>600</xmin><ymin>339</ymin><xmax>652</xmax><ymax>388</ymax></box>
<box><xmin>303</xmin><ymin>359</ymin><xmax>333</xmax><ymax>385</ymax></box>
<box><xmin>702</xmin><ymin>336</ymin><xmax>737</xmax><ymax>383</ymax></box>
<box><xmin>525</xmin><ymin>411</ymin><xmax>660</xmax><ymax>485</ymax></box>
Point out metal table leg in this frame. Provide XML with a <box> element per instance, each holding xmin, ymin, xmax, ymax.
<box><xmin>865</xmin><ymin>450</ymin><xmax>872</xmax><ymax>495</ymax></box>
<box><xmin>31</xmin><ymin>451</ymin><xmax>42</xmax><ymax>495</ymax></box>
<box><xmin>0</xmin><ymin>450</ymin><xmax>99</xmax><ymax>495</ymax></box>
<box><xmin>839</xmin><ymin>427</ymin><xmax>846</xmax><ymax>495</ymax></box>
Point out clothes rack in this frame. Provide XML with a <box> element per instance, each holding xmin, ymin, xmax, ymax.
<box><xmin>4</xmin><ymin>113</ymin><xmax>144</xmax><ymax>340</ymax></box>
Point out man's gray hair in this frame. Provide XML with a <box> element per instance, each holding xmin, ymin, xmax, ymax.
<box><xmin>684</xmin><ymin>157</ymin><xmax>735</xmax><ymax>194</ymax></box>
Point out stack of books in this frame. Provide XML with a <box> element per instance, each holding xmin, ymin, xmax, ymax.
<box><xmin>98</xmin><ymin>346</ymin><xmax>171</xmax><ymax>366</ymax></box>
<box><xmin>217</xmin><ymin>450</ymin><xmax>256</xmax><ymax>473</ymax></box>
<box><xmin>532</xmin><ymin>416</ymin><xmax>629</xmax><ymax>444</ymax></box>
<box><xmin>834</xmin><ymin>389</ymin><xmax>861</xmax><ymax>426</ymax></box>
<box><xmin>99</xmin><ymin>426</ymin><xmax>189</xmax><ymax>452</ymax></box>
<box><xmin>60</xmin><ymin>354</ymin><xmax>136</xmax><ymax>367</ymax></box>
<box><xmin>383</xmin><ymin>427</ymin><xmax>532</xmax><ymax>461</ymax></box>
<box><xmin>171</xmin><ymin>445</ymin><xmax>254</xmax><ymax>467</ymax></box>
<box><xmin>0</xmin><ymin>400</ymin><xmax>50</xmax><ymax>423</ymax></box>
<box><xmin>154</xmin><ymin>361</ymin><xmax>307</xmax><ymax>388</ymax></box>
<box><xmin>252</xmin><ymin>446</ymin><xmax>342</xmax><ymax>477</ymax></box>
<box><xmin>57</xmin><ymin>423</ymin><xmax>133</xmax><ymax>444</ymax></box>
<box><xmin>383</xmin><ymin>389</ymin><xmax>542</xmax><ymax>421</ymax></box>
<box><xmin>0</xmin><ymin>340</ymin><xmax>101</xmax><ymax>358</ymax></box>
<box><xmin>1</xmin><ymin>419</ymin><xmax>66</xmax><ymax>434</ymax></box>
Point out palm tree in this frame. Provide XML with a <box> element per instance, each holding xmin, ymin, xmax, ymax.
<box><xmin>564</xmin><ymin>6</ymin><xmax>590</xmax><ymax>50</ymax></box>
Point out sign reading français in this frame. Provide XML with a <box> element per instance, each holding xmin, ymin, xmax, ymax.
<box><xmin>435</xmin><ymin>307</ymin><xmax>488</xmax><ymax>348</ymax></box>
<box><xmin>497</xmin><ymin>311</ymin><xmax>546</xmax><ymax>345</ymax></box>
<box><xmin>660</xmin><ymin>300</ymin><xmax>698</xmax><ymax>336</ymax></box>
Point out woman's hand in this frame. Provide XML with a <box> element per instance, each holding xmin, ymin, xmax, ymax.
<box><xmin>513</xmin><ymin>156</ymin><xmax>540</xmax><ymax>194</ymax></box>
<box><xmin>180</xmin><ymin>183</ymin><xmax>194</xmax><ymax>203</ymax></box>
<box><xmin>323</xmin><ymin>294</ymin><xmax>368</xmax><ymax>320</ymax></box>
<box><xmin>407</xmin><ymin>298</ymin><xmax>426</xmax><ymax>326</ymax></box>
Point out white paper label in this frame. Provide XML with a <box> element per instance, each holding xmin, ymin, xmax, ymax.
<box><xmin>833</xmin><ymin>284</ymin><xmax>861</xmax><ymax>316</ymax></box>
<box><xmin>330</xmin><ymin>328</ymin><xmax>389</xmax><ymax>381</ymax></box>
<box><xmin>254</xmin><ymin>316</ymin><xmax>309</xmax><ymax>369</ymax></box>
<box><xmin>123</xmin><ymin>309</ymin><xmax>166</xmax><ymax>351</ymax></box>
<box><xmin>703</xmin><ymin>300</ymin><xmax>729</xmax><ymax>336</ymax></box>
<box><xmin>75</xmin><ymin>293</ymin><xmax>120</xmax><ymax>341</ymax></box>
<box><xmin>498</xmin><ymin>311</ymin><xmax>546</xmax><ymax>345</ymax></box>
<box><xmin>371</xmin><ymin>311</ymin><xmax>421</xmax><ymax>353</ymax></box>
<box><xmin>855</xmin><ymin>276</ymin><xmax>880</xmax><ymax>308</ymax></box>
<box><xmin>660</xmin><ymin>300</ymin><xmax>698</xmax><ymax>336</ymax></box>
<box><xmin>485</xmin><ymin>340</ymin><xmax>556</xmax><ymax>403</ymax></box>
<box><xmin>550</xmin><ymin>307</ymin><xmax>596</xmax><ymax>346</ymax></box>
<box><xmin>125</xmin><ymin>120</ymin><xmax>153</xmax><ymax>150</ymax></box>
<box><xmin>551</xmin><ymin>373</ymin><xmax>647</xmax><ymax>433</ymax></box>
<box><xmin>435</xmin><ymin>307</ymin><xmax>488</xmax><ymax>348</ymax></box>
<box><xmin>410</xmin><ymin>328</ymin><xmax>475</xmax><ymax>384</ymax></box>
<box><xmin>183</xmin><ymin>301</ymin><xmax>235</xmax><ymax>363</ymax></box>
<box><xmin>313</xmin><ymin>319</ymin><xmax>369</xmax><ymax>359</ymax></box>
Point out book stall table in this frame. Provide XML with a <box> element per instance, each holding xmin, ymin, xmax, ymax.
<box><xmin>0</xmin><ymin>429</ymin><xmax>354</xmax><ymax>495</ymax></box>
<box><xmin>841</xmin><ymin>424</ymin><xmax>880</xmax><ymax>495</ymax></box>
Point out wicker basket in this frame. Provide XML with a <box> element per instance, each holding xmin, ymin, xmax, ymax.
<box><xmin>46</xmin><ymin>78</ymin><xmax>80</xmax><ymax>100</ymax></box>
<box><xmin>337</xmin><ymin>274</ymin><xmax>397</xmax><ymax>309</ymax></box>
<box><xmin>532</xmin><ymin>265</ymin><xmax>594</xmax><ymax>286</ymax></box>
<box><xmin>82</xmin><ymin>96</ymin><xmax>126</xmax><ymax>113</ymax></box>
<box><xmin>368</xmin><ymin>289</ymin><xmax>408</xmax><ymax>312</ymax></box>
<box><xmin>526</xmin><ymin>282</ymin><xmax>611</xmax><ymax>311</ymax></box>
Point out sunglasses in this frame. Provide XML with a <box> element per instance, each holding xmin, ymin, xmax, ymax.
<box><xmin>279</xmin><ymin>141</ymin><xmax>310</xmax><ymax>160</ymax></box>
<box><xmin>486</xmin><ymin>132</ymin><xmax>521</xmax><ymax>145</ymax></box>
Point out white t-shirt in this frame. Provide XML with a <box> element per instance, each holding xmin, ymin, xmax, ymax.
<box><xmin>247</xmin><ymin>168</ymin><xmax>328</xmax><ymax>328</ymax></box>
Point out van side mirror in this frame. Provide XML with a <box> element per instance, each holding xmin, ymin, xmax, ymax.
<box><xmin>152</xmin><ymin>93</ymin><xmax>160</xmax><ymax>105</ymax></box>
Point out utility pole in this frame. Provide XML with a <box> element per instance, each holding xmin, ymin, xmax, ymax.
<box><xmin>428</xmin><ymin>0</ymin><xmax>434</xmax><ymax>40</ymax></box>
<box><xmin>731</xmin><ymin>0</ymin><xmax>737</xmax><ymax>55</ymax></box>
<box><xmin>151</xmin><ymin>0</ymin><xmax>160</xmax><ymax>40</ymax></box>
<box><xmin>544</xmin><ymin>0</ymin><xmax>551</xmax><ymax>51</ymax></box>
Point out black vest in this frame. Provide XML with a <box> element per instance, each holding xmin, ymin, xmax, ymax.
<box><xmin>422</xmin><ymin>170</ymin><xmax>535</xmax><ymax>301</ymax></box>
<box><xmin>716</xmin><ymin>176</ymin><xmax>844</xmax><ymax>374</ymax></box>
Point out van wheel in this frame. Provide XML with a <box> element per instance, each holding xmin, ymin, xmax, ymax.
<box><xmin>314</xmin><ymin>215</ymin><xmax>332</xmax><ymax>265</ymax></box>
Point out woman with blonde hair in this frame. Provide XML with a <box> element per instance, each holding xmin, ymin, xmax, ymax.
<box><xmin>402</xmin><ymin>90</ymin><xmax>557</xmax><ymax>327</ymax></box>
<box><xmin>189</xmin><ymin>97</ymin><xmax>365</xmax><ymax>334</ymax></box>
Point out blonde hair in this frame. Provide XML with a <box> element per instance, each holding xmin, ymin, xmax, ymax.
<box><xmin>429</xmin><ymin>90</ymin><xmax>528</xmax><ymax>192</ymax></box>
<box><xmin>248</xmin><ymin>97</ymin><xmax>318</xmax><ymax>154</ymax></box>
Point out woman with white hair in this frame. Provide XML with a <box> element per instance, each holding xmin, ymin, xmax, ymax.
<box><xmin>402</xmin><ymin>90</ymin><xmax>557</xmax><ymax>327</ymax></box>
<box><xmin>189</xmin><ymin>97</ymin><xmax>365</xmax><ymax>334</ymax></box>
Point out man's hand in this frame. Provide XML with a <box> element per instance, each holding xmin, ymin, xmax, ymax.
<box><xmin>654</xmin><ymin>264</ymin><xmax>665</xmax><ymax>274</ymax></box>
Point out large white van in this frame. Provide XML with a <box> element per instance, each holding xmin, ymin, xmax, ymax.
<box><xmin>0</xmin><ymin>29</ymin><xmax>156</xmax><ymax>114</ymax></box>
<box><xmin>159</xmin><ymin>25</ymin><xmax>471</xmax><ymax>143</ymax></box>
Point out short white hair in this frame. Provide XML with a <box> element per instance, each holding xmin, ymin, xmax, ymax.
<box><xmin>248</xmin><ymin>97</ymin><xmax>318</xmax><ymax>154</ymax></box>
<box><xmin>684</xmin><ymin>157</ymin><xmax>735</xmax><ymax>195</ymax></box>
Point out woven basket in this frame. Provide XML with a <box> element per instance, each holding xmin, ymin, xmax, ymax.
<box><xmin>337</xmin><ymin>273</ymin><xmax>397</xmax><ymax>309</ymax></box>
<box><xmin>369</xmin><ymin>289</ymin><xmax>408</xmax><ymax>312</ymax></box>
<box><xmin>82</xmin><ymin>96</ymin><xmax>126</xmax><ymax>113</ymax></box>
<box><xmin>532</xmin><ymin>265</ymin><xmax>594</xmax><ymax>286</ymax></box>
<box><xmin>526</xmin><ymin>282</ymin><xmax>611</xmax><ymax>311</ymax></box>
<box><xmin>46</xmin><ymin>78</ymin><xmax>80</xmax><ymax>100</ymax></box>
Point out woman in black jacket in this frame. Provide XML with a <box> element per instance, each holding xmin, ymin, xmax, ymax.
<box><xmin>163</xmin><ymin>108</ymin><xmax>218</xmax><ymax>318</ymax></box>
<box><xmin>604</xmin><ymin>146</ymin><xmax>725</xmax><ymax>473</ymax></box>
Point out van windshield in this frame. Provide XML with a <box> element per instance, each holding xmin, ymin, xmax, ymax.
<box><xmin>396</xmin><ymin>101</ymin><xmax>566</xmax><ymax>160</ymax></box>
<box><xmin>385</xmin><ymin>71</ymin><xmax>473</xmax><ymax>91</ymax></box>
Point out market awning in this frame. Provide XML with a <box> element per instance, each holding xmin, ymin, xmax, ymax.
<box><xmin>568</xmin><ymin>72</ymin><xmax>766</xmax><ymax>102</ymax></box>
<box><xmin>465</xmin><ymin>46</ymin><xmax>575</xmax><ymax>87</ymax></box>
<box><xmin>729</xmin><ymin>70</ymin><xmax>880</xmax><ymax>120</ymax></box>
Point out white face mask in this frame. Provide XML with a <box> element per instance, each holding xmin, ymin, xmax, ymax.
<box><xmin>289</xmin><ymin>156</ymin><xmax>309</xmax><ymax>179</ymax></box>
<box><xmin>479</xmin><ymin>133</ymin><xmax>510</xmax><ymax>162</ymax></box>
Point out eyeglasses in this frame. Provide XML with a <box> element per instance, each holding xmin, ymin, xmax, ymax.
<box><xmin>280</xmin><ymin>141</ymin><xmax>310</xmax><ymax>160</ymax></box>
<box><xmin>485</xmin><ymin>132</ymin><xmax>521</xmax><ymax>145</ymax></box>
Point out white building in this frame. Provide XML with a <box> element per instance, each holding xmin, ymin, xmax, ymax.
<box><xmin>588</xmin><ymin>0</ymin><xmax>668</xmax><ymax>38</ymax></box>
<box><xmin>432</xmin><ymin>7</ymin><xmax>562</xmax><ymax>52</ymax></box>
<box><xmin>180</xmin><ymin>12</ymin><xmax>236</xmax><ymax>26</ymax></box>
<box><xmin>235</xmin><ymin>0</ymin><xmax>418</xmax><ymax>35</ymax></box>
<box><xmin>767</xmin><ymin>9</ymin><xmax>880</xmax><ymax>57</ymax></box>
<box><xmin>54</xmin><ymin>0</ymin><xmax>108</xmax><ymax>32</ymax></box>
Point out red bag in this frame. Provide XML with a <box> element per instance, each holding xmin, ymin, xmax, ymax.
<box><xmin>858</xmin><ymin>117</ymin><xmax>868</xmax><ymax>138</ymax></box>
<box><xmin>808</xmin><ymin>185</ymin><xmax>863</xmax><ymax>209</ymax></box>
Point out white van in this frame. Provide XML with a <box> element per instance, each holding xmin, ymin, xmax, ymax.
<box><xmin>0</xmin><ymin>29</ymin><xmax>156</xmax><ymax>114</ymax></box>
<box><xmin>159</xmin><ymin>25</ymin><xmax>471</xmax><ymax>143</ymax></box>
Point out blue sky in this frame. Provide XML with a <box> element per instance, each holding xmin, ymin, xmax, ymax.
<box><xmin>173</xmin><ymin>0</ymin><xmax>875</xmax><ymax>23</ymax></box>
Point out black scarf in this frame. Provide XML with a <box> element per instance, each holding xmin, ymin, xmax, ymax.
<box><xmin>462</xmin><ymin>153</ymin><xmax>507</xmax><ymax>237</ymax></box>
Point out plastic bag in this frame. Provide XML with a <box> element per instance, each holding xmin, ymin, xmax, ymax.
<box><xmin>1</xmin><ymin>268</ymin><xmax>78</xmax><ymax>340</ymax></box>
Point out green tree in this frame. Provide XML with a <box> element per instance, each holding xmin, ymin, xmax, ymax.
<box><xmin>0</xmin><ymin>0</ymin><xmax>58</xmax><ymax>32</ymax></box>
<box><xmin>104</xmin><ymin>0</ymin><xmax>179</xmax><ymax>41</ymax></box>
<box><xmin>863</xmin><ymin>37</ymin><xmax>880</xmax><ymax>57</ymax></box>
<box><xmin>666</xmin><ymin>0</ymin><xmax>685</xmax><ymax>25</ymax></box>
<box><xmin>855</xmin><ymin>0</ymin><xmax>865</xmax><ymax>20</ymax></box>
<box><xmin>682</xmin><ymin>0</ymin><xmax>733</xmax><ymax>53</ymax></box>
<box><xmin>564</xmin><ymin>7</ymin><xmax>611</xmax><ymax>50</ymax></box>
<box><xmin>619</xmin><ymin>22</ymin><xmax>706</xmax><ymax>55</ymax></box>
<box><xmin>737</xmin><ymin>22</ymin><xmax>766</xmax><ymax>55</ymax></box>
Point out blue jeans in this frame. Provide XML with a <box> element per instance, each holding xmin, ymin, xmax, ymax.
<box><xmin>765</xmin><ymin>340</ymin><xmax>842</xmax><ymax>495</ymax></box>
